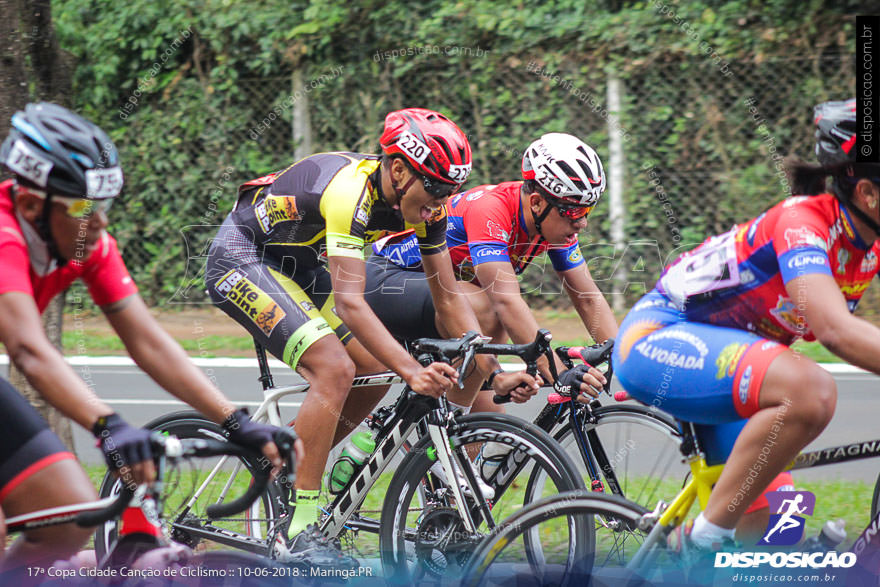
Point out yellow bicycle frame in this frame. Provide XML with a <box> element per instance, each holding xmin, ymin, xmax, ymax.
<box><xmin>656</xmin><ymin>456</ymin><xmax>725</xmax><ymax>530</ymax></box>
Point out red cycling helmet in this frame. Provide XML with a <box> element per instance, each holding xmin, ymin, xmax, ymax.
<box><xmin>380</xmin><ymin>108</ymin><xmax>472</xmax><ymax>197</ymax></box>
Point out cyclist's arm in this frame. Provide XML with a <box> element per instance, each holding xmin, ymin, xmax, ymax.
<box><xmin>472</xmin><ymin>260</ymin><xmax>565</xmax><ymax>381</ymax></box>
<box><xmin>328</xmin><ymin>255</ymin><xmax>433</xmax><ymax>383</ymax></box>
<box><xmin>421</xmin><ymin>249</ymin><xmax>508</xmax><ymax>378</ymax></box>
<box><xmin>101</xmin><ymin>293</ymin><xmax>238</xmax><ymax>425</ymax></box>
<box><xmin>557</xmin><ymin>264</ymin><xmax>618</xmax><ymax>342</ymax></box>
<box><xmin>0</xmin><ymin>291</ymin><xmax>113</xmax><ymax>429</ymax></box>
<box><xmin>787</xmin><ymin>272</ymin><xmax>880</xmax><ymax>372</ymax></box>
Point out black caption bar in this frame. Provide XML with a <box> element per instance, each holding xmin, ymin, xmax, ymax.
<box><xmin>857</xmin><ymin>15</ymin><xmax>879</xmax><ymax>163</ymax></box>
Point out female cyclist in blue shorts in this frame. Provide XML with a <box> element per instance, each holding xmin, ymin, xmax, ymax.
<box><xmin>613</xmin><ymin>98</ymin><xmax>880</xmax><ymax>550</ymax></box>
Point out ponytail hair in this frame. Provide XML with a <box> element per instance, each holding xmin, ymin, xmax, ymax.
<box><xmin>783</xmin><ymin>155</ymin><xmax>829</xmax><ymax>196</ymax></box>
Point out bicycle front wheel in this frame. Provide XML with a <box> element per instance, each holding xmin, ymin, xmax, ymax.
<box><xmin>525</xmin><ymin>403</ymin><xmax>684</xmax><ymax>567</ymax></box>
<box><xmin>379</xmin><ymin>412</ymin><xmax>589</xmax><ymax>584</ymax></box>
<box><xmin>462</xmin><ymin>491</ymin><xmax>649</xmax><ymax>587</ymax></box>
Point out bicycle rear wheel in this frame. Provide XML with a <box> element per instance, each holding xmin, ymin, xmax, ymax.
<box><xmin>379</xmin><ymin>413</ymin><xmax>588</xmax><ymax>584</ymax></box>
<box><xmin>462</xmin><ymin>491</ymin><xmax>650</xmax><ymax>587</ymax></box>
<box><xmin>95</xmin><ymin>412</ymin><xmax>285</xmax><ymax>560</ymax></box>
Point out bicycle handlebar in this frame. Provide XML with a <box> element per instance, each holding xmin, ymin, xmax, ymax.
<box><xmin>76</xmin><ymin>429</ymin><xmax>297</xmax><ymax>527</ymax></box>
<box><xmin>499</xmin><ymin>337</ymin><xmax>616</xmax><ymax>405</ymax></box>
<box><xmin>411</xmin><ymin>329</ymin><xmax>554</xmax><ymax>397</ymax></box>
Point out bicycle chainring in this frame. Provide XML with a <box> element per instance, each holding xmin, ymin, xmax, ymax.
<box><xmin>413</xmin><ymin>506</ymin><xmax>480</xmax><ymax>577</ymax></box>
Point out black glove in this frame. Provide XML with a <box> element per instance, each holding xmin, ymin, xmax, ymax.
<box><xmin>92</xmin><ymin>413</ymin><xmax>154</xmax><ymax>472</ymax></box>
<box><xmin>222</xmin><ymin>408</ymin><xmax>276</xmax><ymax>454</ymax></box>
<box><xmin>553</xmin><ymin>364</ymin><xmax>591</xmax><ymax>395</ymax></box>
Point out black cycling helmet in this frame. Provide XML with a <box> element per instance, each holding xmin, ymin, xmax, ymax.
<box><xmin>813</xmin><ymin>98</ymin><xmax>880</xmax><ymax>238</ymax></box>
<box><xmin>813</xmin><ymin>98</ymin><xmax>856</xmax><ymax>168</ymax></box>
<box><xmin>0</xmin><ymin>102</ymin><xmax>123</xmax><ymax>199</ymax></box>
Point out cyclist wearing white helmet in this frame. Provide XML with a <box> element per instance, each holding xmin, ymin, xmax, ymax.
<box><xmin>367</xmin><ymin>132</ymin><xmax>617</xmax><ymax>408</ymax></box>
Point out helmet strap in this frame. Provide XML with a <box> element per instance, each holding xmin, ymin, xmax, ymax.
<box><xmin>530</xmin><ymin>199</ymin><xmax>553</xmax><ymax>239</ymax></box>
<box><xmin>831</xmin><ymin>181</ymin><xmax>880</xmax><ymax>240</ymax></box>
<box><xmin>35</xmin><ymin>194</ymin><xmax>68</xmax><ymax>267</ymax></box>
<box><xmin>390</xmin><ymin>175</ymin><xmax>418</xmax><ymax>202</ymax></box>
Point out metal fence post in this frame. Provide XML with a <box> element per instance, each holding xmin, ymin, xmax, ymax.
<box><xmin>292</xmin><ymin>68</ymin><xmax>312</xmax><ymax>159</ymax></box>
<box><xmin>607</xmin><ymin>73</ymin><xmax>626</xmax><ymax>313</ymax></box>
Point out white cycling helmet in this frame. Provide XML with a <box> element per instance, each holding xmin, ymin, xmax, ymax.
<box><xmin>521</xmin><ymin>133</ymin><xmax>606</xmax><ymax>207</ymax></box>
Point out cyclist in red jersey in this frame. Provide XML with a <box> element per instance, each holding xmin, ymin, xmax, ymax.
<box><xmin>368</xmin><ymin>133</ymin><xmax>617</xmax><ymax>406</ymax></box>
<box><xmin>0</xmin><ymin>103</ymin><xmax>298</xmax><ymax>570</ymax></box>
<box><xmin>613</xmin><ymin>99</ymin><xmax>880</xmax><ymax>551</ymax></box>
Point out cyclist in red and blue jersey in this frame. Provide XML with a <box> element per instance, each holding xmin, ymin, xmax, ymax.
<box><xmin>613</xmin><ymin>98</ymin><xmax>880</xmax><ymax>550</ymax></box>
<box><xmin>0</xmin><ymin>104</ymin><xmax>294</xmax><ymax>571</ymax></box>
<box><xmin>367</xmin><ymin>133</ymin><xmax>617</xmax><ymax>408</ymax></box>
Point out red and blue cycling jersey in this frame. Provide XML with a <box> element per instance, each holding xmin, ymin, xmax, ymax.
<box><xmin>0</xmin><ymin>179</ymin><xmax>137</xmax><ymax>312</ymax></box>
<box><xmin>373</xmin><ymin>181</ymin><xmax>585</xmax><ymax>285</ymax></box>
<box><xmin>656</xmin><ymin>192</ymin><xmax>880</xmax><ymax>344</ymax></box>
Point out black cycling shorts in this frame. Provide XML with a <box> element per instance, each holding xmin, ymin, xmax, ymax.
<box><xmin>0</xmin><ymin>377</ymin><xmax>74</xmax><ymax>502</ymax></box>
<box><xmin>206</xmin><ymin>218</ymin><xmax>352</xmax><ymax>369</ymax></box>
<box><xmin>364</xmin><ymin>255</ymin><xmax>441</xmax><ymax>343</ymax></box>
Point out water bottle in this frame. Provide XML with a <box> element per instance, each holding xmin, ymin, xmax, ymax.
<box><xmin>475</xmin><ymin>442</ymin><xmax>511</xmax><ymax>483</ymax></box>
<box><xmin>802</xmin><ymin>519</ymin><xmax>847</xmax><ymax>551</ymax></box>
<box><xmin>328</xmin><ymin>430</ymin><xmax>375</xmax><ymax>494</ymax></box>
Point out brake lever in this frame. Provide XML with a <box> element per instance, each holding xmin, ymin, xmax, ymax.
<box><xmin>458</xmin><ymin>346</ymin><xmax>477</xmax><ymax>390</ymax></box>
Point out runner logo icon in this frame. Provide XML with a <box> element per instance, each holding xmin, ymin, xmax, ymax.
<box><xmin>759</xmin><ymin>490</ymin><xmax>815</xmax><ymax>546</ymax></box>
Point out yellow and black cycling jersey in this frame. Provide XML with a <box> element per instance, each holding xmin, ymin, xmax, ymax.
<box><xmin>228</xmin><ymin>152</ymin><xmax>447</xmax><ymax>271</ymax></box>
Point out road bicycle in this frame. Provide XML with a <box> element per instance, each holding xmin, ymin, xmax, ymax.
<box><xmin>462</xmin><ymin>392</ymin><xmax>880</xmax><ymax>586</ymax></box>
<box><xmin>3</xmin><ymin>432</ymin><xmax>297</xmax><ymax>587</ymax></box>
<box><xmin>96</xmin><ymin>330</ymin><xmax>592</xmax><ymax>582</ymax></box>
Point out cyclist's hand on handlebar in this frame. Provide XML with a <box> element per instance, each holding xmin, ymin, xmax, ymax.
<box><xmin>223</xmin><ymin>409</ymin><xmax>292</xmax><ymax>474</ymax></box>
<box><xmin>92</xmin><ymin>413</ymin><xmax>156</xmax><ymax>485</ymax></box>
<box><xmin>490</xmin><ymin>371</ymin><xmax>542</xmax><ymax>404</ymax></box>
<box><xmin>408</xmin><ymin>362</ymin><xmax>458</xmax><ymax>397</ymax></box>
<box><xmin>555</xmin><ymin>364</ymin><xmax>607</xmax><ymax>400</ymax></box>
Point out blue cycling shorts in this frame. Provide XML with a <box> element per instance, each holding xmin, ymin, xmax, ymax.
<box><xmin>612</xmin><ymin>290</ymin><xmax>787</xmax><ymax>426</ymax></box>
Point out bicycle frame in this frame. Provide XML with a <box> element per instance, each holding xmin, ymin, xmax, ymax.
<box><xmin>166</xmin><ymin>367</ymin><xmax>404</xmax><ymax>555</ymax></box>
<box><xmin>627</xmin><ymin>420</ymin><xmax>880</xmax><ymax>570</ymax></box>
<box><xmin>171</xmin><ymin>341</ymin><xmax>493</xmax><ymax>554</ymax></box>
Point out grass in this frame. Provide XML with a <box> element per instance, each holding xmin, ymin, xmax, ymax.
<box><xmin>63</xmin><ymin>331</ymin><xmax>255</xmax><ymax>356</ymax></box>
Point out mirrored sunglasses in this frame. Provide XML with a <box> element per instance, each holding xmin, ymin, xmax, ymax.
<box><xmin>552</xmin><ymin>201</ymin><xmax>593</xmax><ymax>220</ymax></box>
<box><xmin>53</xmin><ymin>195</ymin><xmax>113</xmax><ymax>219</ymax></box>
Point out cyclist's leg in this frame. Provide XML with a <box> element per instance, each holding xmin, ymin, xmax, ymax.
<box><xmin>206</xmin><ymin>244</ymin><xmax>348</xmax><ymax>494</ymax></box>
<box><xmin>695</xmin><ymin>420</ymin><xmax>796</xmax><ymax>542</ymax></box>
<box><xmin>454</xmin><ymin>280</ymin><xmax>511</xmax><ymax>416</ymax></box>
<box><xmin>0</xmin><ymin>378</ymin><xmax>96</xmax><ymax>569</ymax></box>
<box><xmin>704</xmin><ymin>350</ymin><xmax>834</xmax><ymax>529</ymax></box>
<box><xmin>294</xmin><ymin>260</ymin><xmax>390</xmax><ymax>446</ymax></box>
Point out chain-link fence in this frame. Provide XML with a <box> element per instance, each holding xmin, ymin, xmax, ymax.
<box><xmin>88</xmin><ymin>50</ymin><xmax>854</xmax><ymax>313</ymax></box>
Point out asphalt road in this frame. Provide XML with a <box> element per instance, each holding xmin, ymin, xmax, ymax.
<box><xmin>65</xmin><ymin>360</ymin><xmax>880</xmax><ymax>485</ymax></box>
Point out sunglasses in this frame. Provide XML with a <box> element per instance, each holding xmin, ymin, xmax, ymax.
<box><xmin>421</xmin><ymin>174</ymin><xmax>460</xmax><ymax>199</ymax></box>
<box><xmin>550</xmin><ymin>200</ymin><xmax>593</xmax><ymax>220</ymax></box>
<box><xmin>53</xmin><ymin>195</ymin><xmax>114</xmax><ymax>219</ymax></box>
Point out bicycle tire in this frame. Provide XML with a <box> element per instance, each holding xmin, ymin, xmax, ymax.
<box><xmin>527</xmin><ymin>402</ymin><xmax>685</xmax><ymax>512</ymax></box>
<box><xmin>872</xmin><ymin>471</ymin><xmax>880</xmax><ymax>521</ymax></box>
<box><xmin>521</xmin><ymin>403</ymin><xmax>683</xmax><ymax>571</ymax></box>
<box><xmin>94</xmin><ymin>411</ymin><xmax>284</xmax><ymax>560</ymax></box>
<box><xmin>378</xmin><ymin>412</ymin><xmax>588</xmax><ymax>583</ymax></box>
<box><xmin>461</xmin><ymin>491</ymin><xmax>650</xmax><ymax>587</ymax></box>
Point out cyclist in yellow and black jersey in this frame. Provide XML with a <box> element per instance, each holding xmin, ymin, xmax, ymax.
<box><xmin>206</xmin><ymin>108</ymin><xmax>540</xmax><ymax>565</ymax></box>
<box><xmin>227</xmin><ymin>151</ymin><xmax>447</xmax><ymax>272</ymax></box>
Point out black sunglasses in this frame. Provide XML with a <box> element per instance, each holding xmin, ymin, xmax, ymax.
<box><xmin>421</xmin><ymin>174</ymin><xmax>459</xmax><ymax>198</ymax></box>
